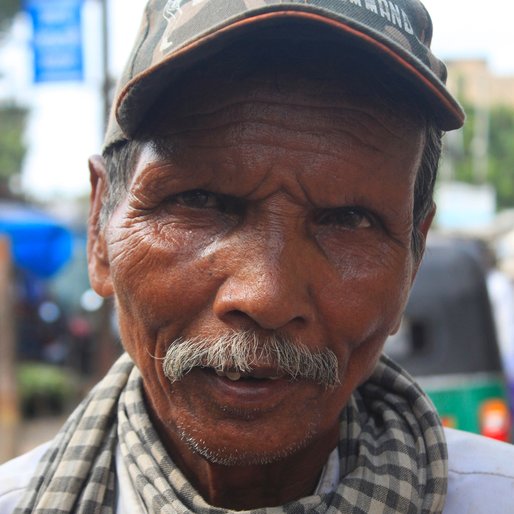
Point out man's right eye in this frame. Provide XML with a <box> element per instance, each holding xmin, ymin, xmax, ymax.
<box><xmin>168</xmin><ymin>189</ymin><xmax>243</xmax><ymax>216</ymax></box>
<box><xmin>172</xmin><ymin>189</ymin><xmax>219</xmax><ymax>209</ymax></box>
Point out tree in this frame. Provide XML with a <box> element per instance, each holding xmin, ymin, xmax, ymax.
<box><xmin>0</xmin><ymin>0</ymin><xmax>27</xmax><ymax>198</ymax></box>
<box><xmin>444</xmin><ymin>102</ymin><xmax>514</xmax><ymax>210</ymax></box>
<box><xmin>0</xmin><ymin>105</ymin><xmax>27</xmax><ymax>191</ymax></box>
<box><xmin>487</xmin><ymin>106</ymin><xmax>514</xmax><ymax>209</ymax></box>
<box><xmin>0</xmin><ymin>0</ymin><xmax>22</xmax><ymax>34</ymax></box>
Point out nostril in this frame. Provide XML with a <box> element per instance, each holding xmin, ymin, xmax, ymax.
<box><xmin>220</xmin><ymin>309</ymin><xmax>262</xmax><ymax>331</ymax></box>
<box><xmin>219</xmin><ymin>305</ymin><xmax>308</xmax><ymax>332</ymax></box>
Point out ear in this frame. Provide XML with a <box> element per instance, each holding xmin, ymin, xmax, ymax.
<box><xmin>87</xmin><ymin>155</ymin><xmax>114</xmax><ymax>297</ymax></box>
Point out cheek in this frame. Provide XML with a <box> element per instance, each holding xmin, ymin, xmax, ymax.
<box><xmin>319</xmin><ymin>245</ymin><xmax>414</xmax><ymax>348</ymax></box>
<box><xmin>318</xmin><ymin>259</ymin><xmax>413</xmax><ymax>420</ymax></box>
<box><xmin>106</xmin><ymin>219</ymin><xmax>224</xmax><ymax>349</ymax></box>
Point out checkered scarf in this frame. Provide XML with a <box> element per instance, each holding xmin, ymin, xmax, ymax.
<box><xmin>15</xmin><ymin>353</ymin><xmax>448</xmax><ymax>513</ymax></box>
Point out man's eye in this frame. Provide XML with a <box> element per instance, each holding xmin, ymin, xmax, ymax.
<box><xmin>172</xmin><ymin>190</ymin><xmax>220</xmax><ymax>209</ymax></box>
<box><xmin>315</xmin><ymin>208</ymin><xmax>373</xmax><ymax>229</ymax></box>
<box><xmin>168</xmin><ymin>189</ymin><xmax>242</xmax><ymax>215</ymax></box>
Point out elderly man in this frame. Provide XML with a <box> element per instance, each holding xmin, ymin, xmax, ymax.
<box><xmin>2</xmin><ymin>0</ymin><xmax>514</xmax><ymax>512</ymax></box>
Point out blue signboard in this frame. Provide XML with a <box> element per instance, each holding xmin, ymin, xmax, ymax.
<box><xmin>25</xmin><ymin>0</ymin><xmax>84</xmax><ymax>83</ymax></box>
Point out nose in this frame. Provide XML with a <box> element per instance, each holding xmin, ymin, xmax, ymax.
<box><xmin>212</xmin><ymin>233</ymin><xmax>315</xmax><ymax>332</ymax></box>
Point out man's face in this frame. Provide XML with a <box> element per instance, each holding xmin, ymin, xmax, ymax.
<box><xmin>89</xmin><ymin>72</ymin><xmax>428</xmax><ymax>467</ymax></box>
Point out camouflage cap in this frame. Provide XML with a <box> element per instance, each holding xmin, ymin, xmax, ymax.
<box><xmin>103</xmin><ymin>0</ymin><xmax>465</xmax><ymax>150</ymax></box>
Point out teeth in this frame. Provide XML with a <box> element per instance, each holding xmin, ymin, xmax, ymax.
<box><xmin>225</xmin><ymin>371</ymin><xmax>242</xmax><ymax>381</ymax></box>
<box><xmin>214</xmin><ymin>369</ymin><xmax>241</xmax><ymax>380</ymax></box>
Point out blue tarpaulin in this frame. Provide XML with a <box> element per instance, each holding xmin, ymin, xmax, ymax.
<box><xmin>0</xmin><ymin>202</ymin><xmax>73</xmax><ymax>278</ymax></box>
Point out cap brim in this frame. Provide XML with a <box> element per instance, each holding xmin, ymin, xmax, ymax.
<box><xmin>114</xmin><ymin>10</ymin><xmax>464</xmax><ymax>142</ymax></box>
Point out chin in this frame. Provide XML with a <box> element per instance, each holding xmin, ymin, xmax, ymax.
<box><xmin>176</xmin><ymin>421</ymin><xmax>317</xmax><ymax>467</ymax></box>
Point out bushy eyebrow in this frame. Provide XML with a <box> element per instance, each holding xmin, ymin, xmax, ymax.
<box><xmin>150</xmin><ymin>137</ymin><xmax>178</xmax><ymax>161</ymax></box>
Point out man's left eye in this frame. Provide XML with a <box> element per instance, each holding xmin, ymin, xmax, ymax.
<box><xmin>315</xmin><ymin>208</ymin><xmax>373</xmax><ymax>230</ymax></box>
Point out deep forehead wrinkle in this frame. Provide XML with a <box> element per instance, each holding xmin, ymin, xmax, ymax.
<box><xmin>152</xmin><ymin>71</ymin><xmax>421</xmax><ymax>137</ymax></box>
<box><xmin>152</xmin><ymin>100</ymin><xmax>410</xmax><ymax>161</ymax></box>
<box><xmin>168</xmin><ymin>99</ymin><xmax>402</xmax><ymax>136</ymax></box>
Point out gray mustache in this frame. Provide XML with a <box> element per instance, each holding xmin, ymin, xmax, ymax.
<box><xmin>162</xmin><ymin>331</ymin><xmax>340</xmax><ymax>387</ymax></box>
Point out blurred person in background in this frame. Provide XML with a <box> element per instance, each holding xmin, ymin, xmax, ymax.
<box><xmin>485</xmin><ymin>248</ymin><xmax>514</xmax><ymax>414</ymax></box>
<box><xmin>1</xmin><ymin>0</ymin><xmax>514</xmax><ymax>512</ymax></box>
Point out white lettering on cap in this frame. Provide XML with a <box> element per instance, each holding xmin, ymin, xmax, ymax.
<box><xmin>389</xmin><ymin>1</ymin><xmax>402</xmax><ymax>26</ymax></box>
<box><xmin>161</xmin><ymin>0</ymin><xmax>416</xmax><ymax>50</ymax></box>
<box><xmin>402</xmin><ymin>8</ymin><xmax>414</xmax><ymax>34</ymax></box>
<box><xmin>366</xmin><ymin>0</ymin><xmax>415</xmax><ymax>35</ymax></box>
<box><xmin>365</xmin><ymin>0</ymin><xmax>378</xmax><ymax>14</ymax></box>
<box><xmin>377</xmin><ymin>0</ymin><xmax>390</xmax><ymax>21</ymax></box>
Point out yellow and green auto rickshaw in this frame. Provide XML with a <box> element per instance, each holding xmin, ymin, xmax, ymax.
<box><xmin>385</xmin><ymin>238</ymin><xmax>512</xmax><ymax>442</ymax></box>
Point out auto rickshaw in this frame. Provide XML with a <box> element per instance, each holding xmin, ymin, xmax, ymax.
<box><xmin>385</xmin><ymin>238</ymin><xmax>512</xmax><ymax>442</ymax></box>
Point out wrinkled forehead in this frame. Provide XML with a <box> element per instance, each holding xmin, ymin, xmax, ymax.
<box><xmin>137</xmin><ymin>34</ymin><xmax>428</xmax><ymax>142</ymax></box>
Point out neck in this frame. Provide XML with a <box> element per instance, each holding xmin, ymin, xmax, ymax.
<box><xmin>151</xmin><ymin>413</ymin><xmax>339</xmax><ymax>510</ymax></box>
<box><xmin>186</xmin><ymin>456</ymin><xmax>324</xmax><ymax>509</ymax></box>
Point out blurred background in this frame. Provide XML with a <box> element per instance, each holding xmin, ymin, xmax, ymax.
<box><xmin>1</xmin><ymin>0</ymin><xmax>514</xmax><ymax>462</ymax></box>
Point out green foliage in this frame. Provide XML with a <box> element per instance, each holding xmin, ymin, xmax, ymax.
<box><xmin>0</xmin><ymin>1</ymin><xmax>27</xmax><ymax>194</ymax></box>
<box><xmin>0</xmin><ymin>104</ymin><xmax>28</xmax><ymax>184</ymax></box>
<box><xmin>450</xmin><ymin>102</ymin><xmax>475</xmax><ymax>184</ymax></box>
<box><xmin>0</xmin><ymin>0</ymin><xmax>22</xmax><ymax>32</ymax></box>
<box><xmin>445</xmin><ymin>102</ymin><xmax>514</xmax><ymax>210</ymax></box>
<box><xmin>17</xmin><ymin>362</ymin><xmax>79</xmax><ymax>417</ymax></box>
<box><xmin>488</xmin><ymin>106</ymin><xmax>514</xmax><ymax>208</ymax></box>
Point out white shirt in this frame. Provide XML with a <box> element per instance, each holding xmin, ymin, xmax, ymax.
<box><xmin>1</xmin><ymin>428</ymin><xmax>513</xmax><ymax>513</ymax></box>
